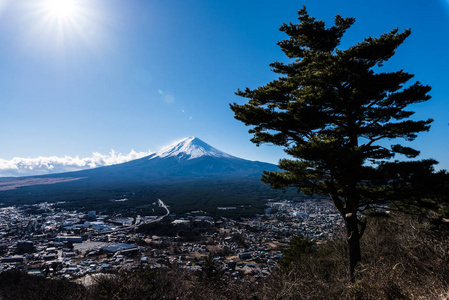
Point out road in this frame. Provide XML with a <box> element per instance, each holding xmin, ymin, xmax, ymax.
<box><xmin>156</xmin><ymin>198</ymin><xmax>170</xmax><ymax>220</ymax></box>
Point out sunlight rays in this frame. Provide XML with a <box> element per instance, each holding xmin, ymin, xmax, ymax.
<box><xmin>44</xmin><ymin>0</ymin><xmax>80</xmax><ymax>20</ymax></box>
<box><xmin>22</xmin><ymin>0</ymin><xmax>103</xmax><ymax>56</ymax></box>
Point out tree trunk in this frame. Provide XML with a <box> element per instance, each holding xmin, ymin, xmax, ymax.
<box><xmin>345</xmin><ymin>213</ymin><xmax>361</xmax><ymax>282</ymax></box>
<box><xmin>329</xmin><ymin>182</ymin><xmax>363</xmax><ymax>282</ymax></box>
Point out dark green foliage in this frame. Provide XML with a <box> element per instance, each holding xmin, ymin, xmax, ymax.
<box><xmin>0</xmin><ymin>270</ymin><xmax>85</xmax><ymax>300</ymax></box>
<box><xmin>230</xmin><ymin>6</ymin><xmax>432</xmax><ymax>280</ymax></box>
<box><xmin>360</xmin><ymin>160</ymin><xmax>449</xmax><ymax>225</ymax></box>
<box><xmin>0</xmin><ymin>177</ymin><xmax>301</xmax><ymax>218</ymax></box>
<box><xmin>88</xmin><ymin>270</ymin><xmax>180</xmax><ymax>300</ymax></box>
<box><xmin>231</xmin><ymin>6</ymin><xmax>432</xmax><ymax>207</ymax></box>
<box><xmin>378</xmin><ymin>160</ymin><xmax>448</xmax><ymax>200</ymax></box>
<box><xmin>279</xmin><ymin>234</ymin><xmax>317</xmax><ymax>271</ymax></box>
<box><xmin>137</xmin><ymin>219</ymin><xmax>216</xmax><ymax>242</ymax></box>
<box><xmin>196</xmin><ymin>254</ymin><xmax>225</xmax><ymax>286</ymax></box>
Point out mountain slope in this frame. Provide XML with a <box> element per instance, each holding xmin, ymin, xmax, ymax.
<box><xmin>153</xmin><ymin>137</ymin><xmax>233</xmax><ymax>160</ymax></box>
<box><xmin>55</xmin><ymin>137</ymin><xmax>277</xmax><ymax>181</ymax></box>
<box><xmin>0</xmin><ymin>137</ymin><xmax>294</xmax><ymax>216</ymax></box>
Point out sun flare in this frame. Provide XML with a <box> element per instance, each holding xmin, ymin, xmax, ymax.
<box><xmin>26</xmin><ymin>0</ymin><xmax>100</xmax><ymax>52</ymax></box>
<box><xmin>44</xmin><ymin>0</ymin><xmax>79</xmax><ymax>19</ymax></box>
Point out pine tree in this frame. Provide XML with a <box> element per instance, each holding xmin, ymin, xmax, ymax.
<box><xmin>279</xmin><ymin>234</ymin><xmax>316</xmax><ymax>272</ymax></box>
<box><xmin>230</xmin><ymin>6</ymin><xmax>432</xmax><ymax>281</ymax></box>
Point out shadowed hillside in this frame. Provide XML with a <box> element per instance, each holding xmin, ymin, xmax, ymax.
<box><xmin>0</xmin><ymin>138</ymin><xmax>300</xmax><ymax>216</ymax></box>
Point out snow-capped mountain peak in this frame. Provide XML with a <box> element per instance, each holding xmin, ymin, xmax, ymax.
<box><xmin>152</xmin><ymin>137</ymin><xmax>233</xmax><ymax>160</ymax></box>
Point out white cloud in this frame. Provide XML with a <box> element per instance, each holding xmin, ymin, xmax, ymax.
<box><xmin>0</xmin><ymin>149</ymin><xmax>153</xmax><ymax>177</ymax></box>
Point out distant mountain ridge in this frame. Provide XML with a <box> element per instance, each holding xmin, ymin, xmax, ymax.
<box><xmin>1</xmin><ymin>137</ymin><xmax>277</xmax><ymax>184</ymax></box>
<box><xmin>56</xmin><ymin>136</ymin><xmax>278</xmax><ymax>182</ymax></box>
<box><xmin>0</xmin><ymin>137</ymin><xmax>301</xmax><ymax>216</ymax></box>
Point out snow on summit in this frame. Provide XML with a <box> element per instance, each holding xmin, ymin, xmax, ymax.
<box><xmin>153</xmin><ymin>137</ymin><xmax>233</xmax><ymax>160</ymax></box>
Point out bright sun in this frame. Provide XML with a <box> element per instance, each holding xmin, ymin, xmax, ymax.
<box><xmin>26</xmin><ymin>0</ymin><xmax>97</xmax><ymax>52</ymax></box>
<box><xmin>44</xmin><ymin>0</ymin><xmax>79</xmax><ymax>19</ymax></box>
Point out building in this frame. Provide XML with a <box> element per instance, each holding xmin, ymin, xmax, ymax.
<box><xmin>16</xmin><ymin>241</ymin><xmax>34</xmax><ymax>253</ymax></box>
<box><xmin>238</xmin><ymin>252</ymin><xmax>253</xmax><ymax>260</ymax></box>
<box><xmin>55</xmin><ymin>236</ymin><xmax>83</xmax><ymax>243</ymax></box>
<box><xmin>1</xmin><ymin>256</ymin><xmax>24</xmax><ymax>263</ymax></box>
<box><xmin>101</xmin><ymin>243</ymin><xmax>138</xmax><ymax>255</ymax></box>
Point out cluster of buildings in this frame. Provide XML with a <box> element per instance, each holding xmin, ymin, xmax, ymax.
<box><xmin>0</xmin><ymin>199</ymin><xmax>344</xmax><ymax>282</ymax></box>
<box><xmin>265</xmin><ymin>200</ymin><xmax>344</xmax><ymax>240</ymax></box>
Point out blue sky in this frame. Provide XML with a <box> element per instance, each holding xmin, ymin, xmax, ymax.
<box><xmin>0</xmin><ymin>0</ymin><xmax>448</xmax><ymax>176</ymax></box>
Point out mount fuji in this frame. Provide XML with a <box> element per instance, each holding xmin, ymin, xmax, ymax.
<box><xmin>71</xmin><ymin>136</ymin><xmax>278</xmax><ymax>180</ymax></box>
<box><xmin>0</xmin><ymin>138</ymin><xmax>291</xmax><ymax>215</ymax></box>
<box><xmin>152</xmin><ymin>137</ymin><xmax>234</xmax><ymax>160</ymax></box>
